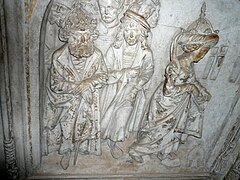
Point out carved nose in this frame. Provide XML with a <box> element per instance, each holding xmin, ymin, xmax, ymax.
<box><xmin>130</xmin><ymin>32</ymin><xmax>133</xmax><ymax>38</ymax></box>
<box><xmin>105</xmin><ymin>8</ymin><xmax>109</xmax><ymax>15</ymax></box>
<box><xmin>80</xmin><ymin>36</ymin><xmax>85</xmax><ymax>43</ymax></box>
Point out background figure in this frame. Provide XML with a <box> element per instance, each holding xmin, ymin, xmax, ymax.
<box><xmin>128</xmin><ymin>0</ymin><xmax>160</xmax><ymax>28</ymax></box>
<box><xmin>129</xmin><ymin>10</ymin><xmax>219</xmax><ymax>164</ymax></box>
<box><xmin>95</xmin><ymin>0</ymin><xmax>125</xmax><ymax>55</ymax></box>
<box><xmin>43</xmin><ymin>6</ymin><xmax>107</xmax><ymax>170</ymax></box>
<box><xmin>123</xmin><ymin>0</ymin><xmax>137</xmax><ymax>12</ymax></box>
<box><xmin>127</xmin><ymin>0</ymin><xmax>161</xmax><ymax>45</ymax></box>
<box><xmin>101</xmin><ymin>10</ymin><xmax>154</xmax><ymax>159</ymax></box>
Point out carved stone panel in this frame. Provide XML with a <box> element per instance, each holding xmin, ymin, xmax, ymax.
<box><xmin>1</xmin><ymin>0</ymin><xmax>240</xmax><ymax>179</ymax></box>
<box><xmin>33</xmin><ymin>1</ymin><xmax>221</xmax><ymax>177</ymax></box>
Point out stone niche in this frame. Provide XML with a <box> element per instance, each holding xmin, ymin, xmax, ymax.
<box><xmin>0</xmin><ymin>0</ymin><xmax>240</xmax><ymax>179</ymax></box>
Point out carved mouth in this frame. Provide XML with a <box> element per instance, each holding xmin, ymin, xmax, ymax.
<box><xmin>69</xmin><ymin>44</ymin><xmax>94</xmax><ymax>58</ymax></box>
<box><xmin>103</xmin><ymin>16</ymin><xmax>112</xmax><ymax>20</ymax></box>
<box><xmin>127</xmin><ymin>39</ymin><xmax>137</xmax><ymax>44</ymax></box>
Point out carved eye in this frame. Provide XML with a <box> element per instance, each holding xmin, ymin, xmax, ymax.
<box><xmin>107</xmin><ymin>6</ymin><xmax>112</xmax><ymax>10</ymax></box>
<box><xmin>130</xmin><ymin>22</ymin><xmax>137</xmax><ymax>28</ymax></box>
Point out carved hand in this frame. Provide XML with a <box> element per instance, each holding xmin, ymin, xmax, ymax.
<box><xmin>125</xmin><ymin>67</ymin><xmax>140</xmax><ymax>79</ymax></box>
<box><xmin>72</xmin><ymin>80</ymin><xmax>93</xmax><ymax>97</ymax></box>
<box><xmin>91</xmin><ymin>73</ymin><xmax>108</xmax><ymax>88</ymax></box>
<box><xmin>81</xmin><ymin>89</ymin><xmax>94</xmax><ymax>105</ymax></box>
<box><xmin>199</xmin><ymin>88</ymin><xmax>211</xmax><ymax>102</ymax></box>
<box><xmin>126</xmin><ymin>87</ymin><xmax>139</xmax><ymax>103</ymax></box>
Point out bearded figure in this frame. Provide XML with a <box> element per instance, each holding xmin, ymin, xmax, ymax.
<box><xmin>43</xmin><ymin>5</ymin><xmax>107</xmax><ymax>170</ymax></box>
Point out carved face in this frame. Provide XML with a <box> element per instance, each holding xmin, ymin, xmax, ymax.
<box><xmin>123</xmin><ymin>21</ymin><xmax>140</xmax><ymax>46</ymax></box>
<box><xmin>181</xmin><ymin>44</ymin><xmax>201</xmax><ymax>53</ymax></box>
<box><xmin>68</xmin><ymin>31</ymin><xmax>94</xmax><ymax>58</ymax></box>
<box><xmin>49</xmin><ymin>3</ymin><xmax>71</xmax><ymax>26</ymax></box>
<box><xmin>98</xmin><ymin>0</ymin><xmax>122</xmax><ymax>23</ymax></box>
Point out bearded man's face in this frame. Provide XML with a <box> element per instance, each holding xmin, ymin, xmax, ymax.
<box><xmin>68</xmin><ymin>31</ymin><xmax>94</xmax><ymax>58</ymax></box>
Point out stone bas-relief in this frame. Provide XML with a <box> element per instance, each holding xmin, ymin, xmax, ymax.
<box><xmin>129</xmin><ymin>20</ymin><xmax>219</xmax><ymax>165</ymax></box>
<box><xmin>94</xmin><ymin>0</ymin><xmax>124</xmax><ymax>55</ymax></box>
<box><xmin>101</xmin><ymin>9</ymin><xmax>154</xmax><ymax>159</ymax></box>
<box><xmin>42</xmin><ymin>0</ymin><xmax>219</xmax><ymax>173</ymax></box>
<box><xmin>43</xmin><ymin>5</ymin><xmax>108</xmax><ymax>170</ymax></box>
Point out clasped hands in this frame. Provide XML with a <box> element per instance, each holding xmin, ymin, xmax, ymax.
<box><xmin>72</xmin><ymin>73</ymin><xmax>108</xmax><ymax>104</ymax></box>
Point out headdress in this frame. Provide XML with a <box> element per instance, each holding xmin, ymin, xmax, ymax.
<box><xmin>171</xmin><ymin>3</ymin><xmax>219</xmax><ymax>60</ymax></box>
<box><xmin>179</xmin><ymin>3</ymin><xmax>219</xmax><ymax>45</ymax></box>
<box><xmin>123</xmin><ymin>10</ymin><xmax>151</xmax><ymax>30</ymax></box>
<box><xmin>186</xmin><ymin>2</ymin><xmax>218</xmax><ymax>35</ymax></box>
<box><xmin>59</xmin><ymin>5</ymin><xmax>98</xmax><ymax>41</ymax></box>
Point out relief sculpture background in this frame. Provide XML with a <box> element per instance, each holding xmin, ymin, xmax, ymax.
<box><xmin>39</xmin><ymin>0</ymin><xmax>220</xmax><ymax>173</ymax></box>
<box><xmin>0</xmin><ymin>0</ymin><xmax>236</xmax><ymax>178</ymax></box>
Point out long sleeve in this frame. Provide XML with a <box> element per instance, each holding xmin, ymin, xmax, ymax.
<box><xmin>136</xmin><ymin>49</ymin><xmax>154</xmax><ymax>89</ymax></box>
<box><xmin>50</xmin><ymin>59</ymin><xmax>77</xmax><ymax>94</ymax></box>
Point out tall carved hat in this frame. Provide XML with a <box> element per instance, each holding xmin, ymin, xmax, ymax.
<box><xmin>179</xmin><ymin>3</ymin><xmax>219</xmax><ymax>46</ymax></box>
<box><xmin>186</xmin><ymin>2</ymin><xmax>218</xmax><ymax>35</ymax></box>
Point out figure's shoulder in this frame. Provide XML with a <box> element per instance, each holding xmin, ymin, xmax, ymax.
<box><xmin>143</xmin><ymin>46</ymin><xmax>153</xmax><ymax>54</ymax></box>
<box><xmin>52</xmin><ymin>44</ymin><xmax>68</xmax><ymax>60</ymax></box>
<box><xmin>142</xmin><ymin>46</ymin><xmax>153</xmax><ymax>58</ymax></box>
<box><xmin>93</xmin><ymin>47</ymin><xmax>104</xmax><ymax>58</ymax></box>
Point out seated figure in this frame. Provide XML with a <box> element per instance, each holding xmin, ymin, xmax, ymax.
<box><xmin>129</xmin><ymin>4</ymin><xmax>219</xmax><ymax>164</ymax></box>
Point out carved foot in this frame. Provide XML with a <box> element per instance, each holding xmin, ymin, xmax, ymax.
<box><xmin>60</xmin><ymin>152</ymin><xmax>71</xmax><ymax>170</ymax></box>
<box><xmin>110</xmin><ymin>144</ymin><xmax>123</xmax><ymax>159</ymax></box>
<box><xmin>158</xmin><ymin>152</ymin><xmax>181</xmax><ymax>167</ymax></box>
<box><xmin>130</xmin><ymin>154</ymin><xmax>144</xmax><ymax>163</ymax></box>
<box><xmin>107</xmin><ymin>140</ymin><xmax>124</xmax><ymax>159</ymax></box>
<box><xmin>160</xmin><ymin>157</ymin><xmax>181</xmax><ymax>167</ymax></box>
<box><xmin>129</xmin><ymin>148</ymin><xmax>143</xmax><ymax>163</ymax></box>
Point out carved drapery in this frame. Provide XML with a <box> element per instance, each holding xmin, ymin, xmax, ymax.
<box><xmin>211</xmin><ymin>112</ymin><xmax>240</xmax><ymax>178</ymax></box>
<box><xmin>1</xmin><ymin>0</ymin><xmax>238</xmax><ymax>177</ymax></box>
<box><xmin>38</xmin><ymin>0</ymin><xmax>219</xmax><ymax>172</ymax></box>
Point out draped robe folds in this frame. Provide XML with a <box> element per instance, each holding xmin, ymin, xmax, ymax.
<box><xmin>45</xmin><ymin>44</ymin><xmax>107</xmax><ymax>155</ymax></box>
<box><xmin>101</xmin><ymin>42</ymin><xmax>154</xmax><ymax>142</ymax></box>
<box><xmin>94</xmin><ymin>20</ymin><xmax>120</xmax><ymax>56</ymax></box>
<box><xmin>129</xmin><ymin>59</ymin><xmax>207</xmax><ymax>157</ymax></box>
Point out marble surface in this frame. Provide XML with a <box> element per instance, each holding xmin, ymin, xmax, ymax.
<box><xmin>0</xmin><ymin>0</ymin><xmax>240</xmax><ymax>179</ymax></box>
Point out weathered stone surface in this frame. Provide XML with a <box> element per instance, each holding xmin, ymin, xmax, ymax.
<box><xmin>0</xmin><ymin>0</ymin><xmax>240</xmax><ymax>179</ymax></box>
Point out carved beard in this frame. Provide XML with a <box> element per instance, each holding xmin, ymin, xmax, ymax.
<box><xmin>68</xmin><ymin>42</ymin><xmax>94</xmax><ymax>58</ymax></box>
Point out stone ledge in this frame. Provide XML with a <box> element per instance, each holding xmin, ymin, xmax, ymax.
<box><xmin>28</xmin><ymin>173</ymin><xmax>212</xmax><ymax>180</ymax></box>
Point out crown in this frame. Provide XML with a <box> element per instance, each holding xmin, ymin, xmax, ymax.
<box><xmin>61</xmin><ymin>5</ymin><xmax>97</xmax><ymax>33</ymax></box>
<box><xmin>58</xmin><ymin>5</ymin><xmax>98</xmax><ymax>42</ymax></box>
<box><xmin>186</xmin><ymin>2</ymin><xmax>218</xmax><ymax>34</ymax></box>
